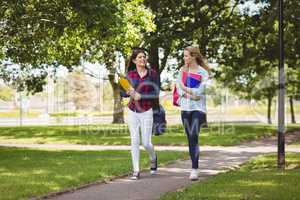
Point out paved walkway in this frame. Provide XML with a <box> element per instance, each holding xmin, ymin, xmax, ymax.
<box><xmin>1</xmin><ymin>131</ymin><xmax>300</xmax><ymax>200</ymax></box>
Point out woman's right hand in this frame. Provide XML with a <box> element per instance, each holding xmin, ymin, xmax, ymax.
<box><xmin>183</xmin><ymin>93</ymin><xmax>200</xmax><ymax>101</ymax></box>
<box><xmin>127</xmin><ymin>87</ymin><xmax>135</xmax><ymax>96</ymax></box>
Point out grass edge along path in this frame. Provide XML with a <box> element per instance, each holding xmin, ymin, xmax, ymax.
<box><xmin>160</xmin><ymin>153</ymin><xmax>300</xmax><ymax>200</ymax></box>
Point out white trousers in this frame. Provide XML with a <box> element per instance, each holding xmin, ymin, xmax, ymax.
<box><xmin>127</xmin><ymin>108</ymin><xmax>156</xmax><ymax>172</ymax></box>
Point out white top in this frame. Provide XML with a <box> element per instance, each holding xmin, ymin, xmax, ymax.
<box><xmin>176</xmin><ymin>66</ymin><xmax>209</xmax><ymax>113</ymax></box>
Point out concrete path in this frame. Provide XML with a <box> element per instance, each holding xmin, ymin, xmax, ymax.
<box><xmin>43</xmin><ymin>150</ymin><xmax>257</xmax><ymax>200</ymax></box>
<box><xmin>2</xmin><ymin>131</ymin><xmax>300</xmax><ymax>200</ymax></box>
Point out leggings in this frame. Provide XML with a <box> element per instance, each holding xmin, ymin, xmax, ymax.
<box><xmin>181</xmin><ymin>110</ymin><xmax>206</xmax><ymax>169</ymax></box>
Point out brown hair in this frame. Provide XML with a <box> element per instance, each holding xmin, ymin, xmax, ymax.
<box><xmin>127</xmin><ymin>47</ymin><xmax>147</xmax><ymax>72</ymax></box>
<box><xmin>184</xmin><ymin>46</ymin><xmax>210</xmax><ymax>72</ymax></box>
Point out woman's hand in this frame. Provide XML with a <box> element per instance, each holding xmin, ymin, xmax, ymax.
<box><xmin>180</xmin><ymin>81</ymin><xmax>196</xmax><ymax>96</ymax></box>
<box><xmin>183</xmin><ymin>93</ymin><xmax>200</xmax><ymax>101</ymax></box>
<box><xmin>180</xmin><ymin>81</ymin><xmax>187</xmax><ymax>92</ymax></box>
<box><xmin>127</xmin><ymin>88</ymin><xmax>142</xmax><ymax>101</ymax></box>
<box><xmin>127</xmin><ymin>87</ymin><xmax>135</xmax><ymax>96</ymax></box>
<box><xmin>133</xmin><ymin>92</ymin><xmax>141</xmax><ymax>101</ymax></box>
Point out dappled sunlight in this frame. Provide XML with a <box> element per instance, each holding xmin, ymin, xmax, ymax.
<box><xmin>159</xmin><ymin>167</ymin><xmax>190</xmax><ymax>173</ymax></box>
<box><xmin>237</xmin><ymin>180</ymin><xmax>277</xmax><ymax>187</ymax></box>
<box><xmin>200</xmin><ymin>169</ymin><xmax>225</xmax><ymax>175</ymax></box>
<box><xmin>216</xmin><ymin>193</ymin><xmax>255</xmax><ymax>200</ymax></box>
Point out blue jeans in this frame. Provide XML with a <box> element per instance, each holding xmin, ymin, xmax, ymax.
<box><xmin>181</xmin><ymin>110</ymin><xmax>206</xmax><ymax>169</ymax></box>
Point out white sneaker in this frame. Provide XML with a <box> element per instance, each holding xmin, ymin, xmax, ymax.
<box><xmin>130</xmin><ymin>171</ymin><xmax>140</xmax><ymax>180</ymax></box>
<box><xmin>189</xmin><ymin>169</ymin><xmax>198</xmax><ymax>181</ymax></box>
<box><xmin>150</xmin><ymin>155</ymin><xmax>157</xmax><ymax>175</ymax></box>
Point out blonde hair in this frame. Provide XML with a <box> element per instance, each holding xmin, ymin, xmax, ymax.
<box><xmin>184</xmin><ymin>46</ymin><xmax>210</xmax><ymax>72</ymax></box>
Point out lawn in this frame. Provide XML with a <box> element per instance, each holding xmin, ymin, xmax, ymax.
<box><xmin>0</xmin><ymin>147</ymin><xmax>187</xmax><ymax>200</ymax></box>
<box><xmin>291</xmin><ymin>139</ymin><xmax>300</xmax><ymax>147</ymax></box>
<box><xmin>293</xmin><ymin>141</ymin><xmax>300</xmax><ymax>147</ymax></box>
<box><xmin>0</xmin><ymin>123</ymin><xmax>300</xmax><ymax>146</ymax></box>
<box><xmin>0</xmin><ymin>110</ymin><xmax>40</xmax><ymax>118</ymax></box>
<box><xmin>160</xmin><ymin>153</ymin><xmax>300</xmax><ymax>200</ymax></box>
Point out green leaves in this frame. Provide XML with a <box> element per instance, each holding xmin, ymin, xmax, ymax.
<box><xmin>0</xmin><ymin>0</ymin><xmax>155</xmax><ymax>93</ymax></box>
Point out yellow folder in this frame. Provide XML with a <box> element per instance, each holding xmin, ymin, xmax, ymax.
<box><xmin>118</xmin><ymin>74</ymin><xmax>132</xmax><ymax>92</ymax></box>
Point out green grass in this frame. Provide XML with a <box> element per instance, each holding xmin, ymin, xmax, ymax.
<box><xmin>293</xmin><ymin>141</ymin><xmax>300</xmax><ymax>147</ymax></box>
<box><xmin>0</xmin><ymin>110</ymin><xmax>40</xmax><ymax>118</ymax></box>
<box><xmin>0</xmin><ymin>147</ymin><xmax>187</xmax><ymax>200</ymax></box>
<box><xmin>160</xmin><ymin>153</ymin><xmax>300</xmax><ymax>200</ymax></box>
<box><xmin>0</xmin><ymin>123</ymin><xmax>300</xmax><ymax>146</ymax></box>
<box><xmin>214</xmin><ymin>104</ymin><xmax>300</xmax><ymax>116</ymax></box>
<box><xmin>49</xmin><ymin>112</ymin><xmax>80</xmax><ymax>117</ymax></box>
<box><xmin>289</xmin><ymin>124</ymin><xmax>300</xmax><ymax>147</ymax></box>
<box><xmin>291</xmin><ymin>139</ymin><xmax>300</xmax><ymax>147</ymax></box>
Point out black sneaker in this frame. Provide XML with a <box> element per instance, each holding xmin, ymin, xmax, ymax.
<box><xmin>130</xmin><ymin>171</ymin><xmax>140</xmax><ymax>180</ymax></box>
<box><xmin>150</xmin><ymin>155</ymin><xmax>157</xmax><ymax>175</ymax></box>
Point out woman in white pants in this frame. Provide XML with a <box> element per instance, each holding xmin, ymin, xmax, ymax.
<box><xmin>120</xmin><ymin>48</ymin><xmax>159</xmax><ymax>180</ymax></box>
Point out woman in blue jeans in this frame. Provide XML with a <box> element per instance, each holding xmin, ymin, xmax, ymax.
<box><xmin>176</xmin><ymin>46</ymin><xmax>209</xmax><ymax>180</ymax></box>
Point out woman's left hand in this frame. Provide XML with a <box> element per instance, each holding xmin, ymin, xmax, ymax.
<box><xmin>180</xmin><ymin>81</ymin><xmax>187</xmax><ymax>92</ymax></box>
<box><xmin>183</xmin><ymin>93</ymin><xmax>200</xmax><ymax>101</ymax></box>
<box><xmin>133</xmin><ymin>92</ymin><xmax>142</xmax><ymax>101</ymax></box>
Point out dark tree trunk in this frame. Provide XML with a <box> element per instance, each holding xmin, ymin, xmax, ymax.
<box><xmin>148</xmin><ymin>43</ymin><xmax>159</xmax><ymax>73</ymax></box>
<box><xmin>104</xmin><ymin>49</ymin><xmax>124</xmax><ymax>124</ymax></box>
<box><xmin>267</xmin><ymin>95</ymin><xmax>272</xmax><ymax>124</ymax></box>
<box><xmin>289</xmin><ymin>96</ymin><xmax>296</xmax><ymax>124</ymax></box>
<box><xmin>148</xmin><ymin>42</ymin><xmax>171</xmax><ymax>87</ymax></box>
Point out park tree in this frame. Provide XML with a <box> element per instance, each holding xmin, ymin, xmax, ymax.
<box><xmin>0</xmin><ymin>0</ymin><xmax>123</xmax><ymax>91</ymax></box>
<box><xmin>142</xmin><ymin>0</ymin><xmax>243</xmax><ymax>82</ymax></box>
<box><xmin>0</xmin><ymin>0</ymin><xmax>155</xmax><ymax>123</ymax></box>
<box><xmin>0</xmin><ymin>83</ymin><xmax>14</xmax><ymax>101</ymax></box>
<box><xmin>83</xmin><ymin>0</ymin><xmax>155</xmax><ymax>123</ymax></box>
<box><xmin>256</xmin><ymin>0</ymin><xmax>300</xmax><ymax>123</ymax></box>
<box><xmin>286</xmin><ymin>68</ymin><xmax>300</xmax><ymax>123</ymax></box>
<box><xmin>283</xmin><ymin>0</ymin><xmax>300</xmax><ymax>123</ymax></box>
<box><xmin>215</xmin><ymin>0</ymin><xmax>300</xmax><ymax>123</ymax></box>
<box><xmin>214</xmin><ymin>2</ymin><xmax>275</xmax><ymax>123</ymax></box>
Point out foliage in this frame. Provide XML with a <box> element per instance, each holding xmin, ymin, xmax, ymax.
<box><xmin>0</xmin><ymin>84</ymin><xmax>14</xmax><ymax>101</ymax></box>
<box><xmin>0</xmin><ymin>1</ymin><xmax>154</xmax><ymax>95</ymax></box>
<box><xmin>143</xmin><ymin>0</ymin><xmax>243</xmax><ymax>76</ymax></box>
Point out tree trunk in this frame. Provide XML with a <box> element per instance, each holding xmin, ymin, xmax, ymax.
<box><xmin>104</xmin><ymin>48</ymin><xmax>124</xmax><ymax>124</ymax></box>
<box><xmin>160</xmin><ymin>47</ymin><xmax>171</xmax><ymax>75</ymax></box>
<box><xmin>148</xmin><ymin>43</ymin><xmax>171</xmax><ymax>88</ymax></box>
<box><xmin>108</xmin><ymin>74</ymin><xmax>124</xmax><ymax>124</ymax></box>
<box><xmin>289</xmin><ymin>96</ymin><xmax>296</xmax><ymax>124</ymax></box>
<box><xmin>267</xmin><ymin>95</ymin><xmax>272</xmax><ymax>124</ymax></box>
<box><xmin>148</xmin><ymin>42</ymin><xmax>160</xmax><ymax>82</ymax></box>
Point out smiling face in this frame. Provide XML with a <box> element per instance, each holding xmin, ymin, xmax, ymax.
<box><xmin>183</xmin><ymin>50</ymin><xmax>196</xmax><ymax>67</ymax></box>
<box><xmin>133</xmin><ymin>52</ymin><xmax>147</xmax><ymax>68</ymax></box>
